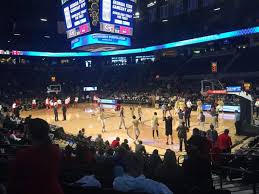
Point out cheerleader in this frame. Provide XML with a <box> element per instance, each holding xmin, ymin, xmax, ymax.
<box><xmin>32</xmin><ymin>99</ymin><xmax>37</xmax><ymax>109</ymax></box>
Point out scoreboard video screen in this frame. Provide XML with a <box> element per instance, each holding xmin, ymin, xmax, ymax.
<box><xmin>63</xmin><ymin>0</ymin><xmax>91</xmax><ymax>38</ymax></box>
<box><xmin>100</xmin><ymin>0</ymin><xmax>134</xmax><ymax>36</ymax></box>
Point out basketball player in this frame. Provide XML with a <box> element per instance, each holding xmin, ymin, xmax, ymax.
<box><xmin>137</xmin><ymin>105</ymin><xmax>142</xmax><ymax>122</ymax></box>
<box><xmin>132</xmin><ymin>115</ymin><xmax>140</xmax><ymax>142</ymax></box>
<box><xmin>151</xmin><ymin>112</ymin><xmax>159</xmax><ymax>138</ymax></box>
<box><xmin>62</xmin><ymin>103</ymin><xmax>67</xmax><ymax>121</ymax></box>
<box><xmin>216</xmin><ymin>98</ymin><xmax>224</xmax><ymax>116</ymax></box>
<box><xmin>45</xmin><ymin>97</ymin><xmax>50</xmax><ymax>109</ymax></box>
<box><xmin>119</xmin><ymin>107</ymin><xmax>126</xmax><ymax>130</ymax></box>
<box><xmin>57</xmin><ymin>99</ymin><xmax>62</xmax><ymax>108</ymax></box>
<box><xmin>100</xmin><ymin>108</ymin><xmax>106</xmax><ymax>133</ymax></box>
<box><xmin>199</xmin><ymin>111</ymin><xmax>205</xmax><ymax>131</ymax></box>
<box><xmin>164</xmin><ymin>110</ymin><xmax>173</xmax><ymax>145</ymax></box>
<box><xmin>161</xmin><ymin>103</ymin><xmax>167</xmax><ymax>118</ymax></box>
<box><xmin>130</xmin><ymin>107</ymin><xmax>135</xmax><ymax>117</ymax></box>
<box><xmin>53</xmin><ymin>105</ymin><xmax>59</xmax><ymax>121</ymax></box>
<box><xmin>196</xmin><ymin>99</ymin><xmax>203</xmax><ymax>120</ymax></box>
<box><xmin>74</xmin><ymin>96</ymin><xmax>79</xmax><ymax>107</ymax></box>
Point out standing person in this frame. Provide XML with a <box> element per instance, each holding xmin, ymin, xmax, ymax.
<box><xmin>151</xmin><ymin>112</ymin><xmax>159</xmax><ymax>138</ymax></box>
<box><xmin>8</xmin><ymin>118</ymin><xmax>64</xmax><ymax>194</ymax></box>
<box><xmin>74</xmin><ymin>96</ymin><xmax>79</xmax><ymax>107</ymax></box>
<box><xmin>137</xmin><ymin>105</ymin><xmax>142</xmax><ymax>122</ymax></box>
<box><xmin>184</xmin><ymin>107</ymin><xmax>191</xmax><ymax>128</ymax></box>
<box><xmin>164</xmin><ymin>111</ymin><xmax>173</xmax><ymax>145</ymax></box>
<box><xmin>217</xmin><ymin>129</ymin><xmax>232</xmax><ymax>153</ymax></box>
<box><xmin>186</xmin><ymin>99</ymin><xmax>192</xmax><ymax>109</ymax></box>
<box><xmin>32</xmin><ymin>98</ymin><xmax>37</xmax><ymax>109</ymax></box>
<box><xmin>207</xmin><ymin>124</ymin><xmax>218</xmax><ymax>145</ymax></box>
<box><xmin>161</xmin><ymin>103</ymin><xmax>167</xmax><ymax>118</ymax></box>
<box><xmin>100</xmin><ymin>108</ymin><xmax>106</xmax><ymax>133</ymax></box>
<box><xmin>45</xmin><ymin>97</ymin><xmax>50</xmax><ymax>109</ymax></box>
<box><xmin>210</xmin><ymin>107</ymin><xmax>217</xmax><ymax>128</ymax></box>
<box><xmin>234</xmin><ymin>110</ymin><xmax>241</xmax><ymax>135</ymax></box>
<box><xmin>119</xmin><ymin>107</ymin><xmax>126</xmax><ymax>130</ymax></box>
<box><xmin>62</xmin><ymin>103</ymin><xmax>67</xmax><ymax>121</ymax></box>
<box><xmin>53</xmin><ymin>105</ymin><xmax>59</xmax><ymax>121</ymax></box>
<box><xmin>199</xmin><ymin>111</ymin><xmax>205</xmax><ymax>131</ymax></box>
<box><xmin>176</xmin><ymin>122</ymin><xmax>189</xmax><ymax>152</ymax></box>
<box><xmin>196</xmin><ymin>99</ymin><xmax>203</xmax><ymax>120</ymax></box>
<box><xmin>255</xmin><ymin>98</ymin><xmax>259</xmax><ymax>118</ymax></box>
<box><xmin>178</xmin><ymin>109</ymin><xmax>184</xmax><ymax>126</ymax></box>
<box><xmin>132</xmin><ymin>115</ymin><xmax>140</xmax><ymax>142</ymax></box>
<box><xmin>130</xmin><ymin>107</ymin><xmax>135</xmax><ymax>117</ymax></box>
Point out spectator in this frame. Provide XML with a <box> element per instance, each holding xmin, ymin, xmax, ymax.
<box><xmin>146</xmin><ymin>149</ymin><xmax>162</xmax><ymax>178</ymax></box>
<box><xmin>217</xmin><ymin>129</ymin><xmax>232</xmax><ymax>153</ymax></box>
<box><xmin>9</xmin><ymin>130</ymin><xmax>21</xmax><ymax>142</ymax></box>
<box><xmin>155</xmin><ymin>149</ymin><xmax>185</xmax><ymax>193</ymax></box>
<box><xmin>8</xmin><ymin>118</ymin><xmax>63</xmax><ymax>194</ymax></box>
<box><xmin>207</xmin><ymin>124</ymin><xmax>218</xmax><ymax>145</ymax></box>
<box><xmin>135</xmin><ymin>140</ymin><xmax>146</xmax><ymax>154</ymax></box>
<box><xmin>111</xmin><ymin>137</ymin><xmax>120</xmax><ymax>149</ymax></box>
<box><xmin>113</xmin><ymin>153</ymin><xmax>173</xmax><ymax>194</ymax></box>
<box><xmin>176</xmin><ymin>122</ymin><xmax>189</xmax><ymax>152</ymax></box>
<box><xmin>120</xmin><ymin>139</ymin><xmax>130</xmax><ymax>151</ymax></box>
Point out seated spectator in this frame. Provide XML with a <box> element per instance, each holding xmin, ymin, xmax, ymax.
<box><xmin>120</xmin><ymin>139</ymin><xmax>130</xmax><ymax>151</ymax></box>
<box><xmin>146</xmin><ymin>149</ymin><xmax>162</xmax><ymax>178</ymax></box>
<box><xmin>95</xmin><ymin>134</ymin><xmax>104</xmax><ymax>146</ymax></box>
<box><xmin>135</xmin><ymin>140</ymin><xmax>146</xmax><ymax>154</ymax></box>
<box><xmin>155</xmin><ymin>149</ymin><xmax>185</xmax><ymax>194</ymax></box>
<box><xmin>217</xmin><ymin>129</ymin><xmax>232</xmax><ymax>153</ymax></box>
<box><xmin>77</xmin><ymin>129</ymin><xmax>83</xmax><ymax>139</ymax></box>
<box><xmin>8</xmin><ymin>118</ymin><xmax>64</xmax><ymax>194</ymax></box>
<box><xmin>183</xmin><ymin>130</ymin><xmax>213</xmax><ymax>193</ymax></box>
<box><xmin>113</xmin><ymin>153</ymin><xmax>173</xmax><ymax>194</ymax></box>
<box><xmin>111</xmin><ymin>137</ymin><xmax>120</xmax><ymax>149</ymax></box>
<box><xmin>9</xmin><ymin>130</ymin><xmax>21</xmax><ymax>142</ymax></box>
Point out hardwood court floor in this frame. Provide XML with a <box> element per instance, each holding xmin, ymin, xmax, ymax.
<box><xmin>21</xmin><ymin>103</ymin><xmax>245</xmax><ymax>155</ymax></box>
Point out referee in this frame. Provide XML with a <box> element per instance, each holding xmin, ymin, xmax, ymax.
<box><xmin>164</xmin><ymin>110</ymin><xmax>173</xmax><ymax>145</ymax></box>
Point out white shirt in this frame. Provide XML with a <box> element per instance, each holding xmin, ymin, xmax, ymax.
<box><xmin>113</xmin><ymin>174</ymin><xmax>173</xmax><ymax>194</ymax></box>
<box><xmin>75</xmin><ymin>97</ymin><xmax>79</xmax><ymax>102</ymax></box>
<box><xmin>151</xmin><ymin>115</ymin><xmax>158</xmax><ymax>127</ymax></box>
<box><xmin>57</xmin><ymin>99</ymin><xmax>62</xmax><ymax>105</ymax></box>
<box><xmin>32</xmin><ymin>99</ymin><xmax>36</xmax><ymax>104</ymax></box>
<box><xmin>186</xmin><ymin>100</ymin><xmax>192</xmax><ymax>108</ymax></box>
<box><xmin>45</xmin><ymin>98</ymin><xmax>49</xmax><ymax>104</ymax></box>
<box><xmin>255</xmin><ymin>100</ymin><xmax>259</xmax><ymax>108</ymax></box>
<box><xmin>12</xmin><ymin>103</ymin><xmax>16</xmax><ymax>109</ymax></box>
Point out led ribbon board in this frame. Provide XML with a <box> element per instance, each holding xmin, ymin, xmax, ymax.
<box><xmin>71</xmin><ymin>33</ymin><xmax>131</xmax><ymax>49</ymax></box>
<box><xmin>14</xmin><ymin>26</ymin><xmax>259</xmax><ymax>57</ymax></box>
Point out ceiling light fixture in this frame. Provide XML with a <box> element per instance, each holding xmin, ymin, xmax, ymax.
<box><xmin>162</xmin><ymin>19</ymin><xmax>168</xmax><ymax>22</ymax></box>
<box><xmin>13</xmin><ymin>33</ymin><xmax>21</xmax><ymax>36</ymax></box>
<box><xmin>40</xmin><ymin>18</ymin><xmax>48</xmax><ymax>22</ymax></box>
<box><xmin>214</xmin><ymin>7</ymin><xmax>221</xmax><ymax>11</ymax></box>
<box><xmin>44</xmin><ymin>35</ymin><xmax>51</xmax><ymax>38</ymax></box>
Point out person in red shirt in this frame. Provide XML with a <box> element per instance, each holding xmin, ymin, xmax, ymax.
<box><xmin>111</xmin><ymin>137</ymin><xmax>120</xmax><ymax>149</ymax></box>
<box><xmin>217</xmin><ymin>129</ymin><xmax>232</xmax><ymax>153</ymax></box>
<box><xmin>8</xmin><ymin>118</ymin><xmax>63</xmax><ymax>194</ymax></box>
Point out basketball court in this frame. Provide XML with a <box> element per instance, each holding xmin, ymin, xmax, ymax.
<box><xmin>21</xmin><ymin>103</ymin><xmax>245</xmax><ymax>155</ymax></box>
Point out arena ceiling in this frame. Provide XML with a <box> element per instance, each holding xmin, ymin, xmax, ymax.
<box><xmin>0</xmin><ymin>0</ymin><xmax>67</xmax><ymax>51</ymax></box>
